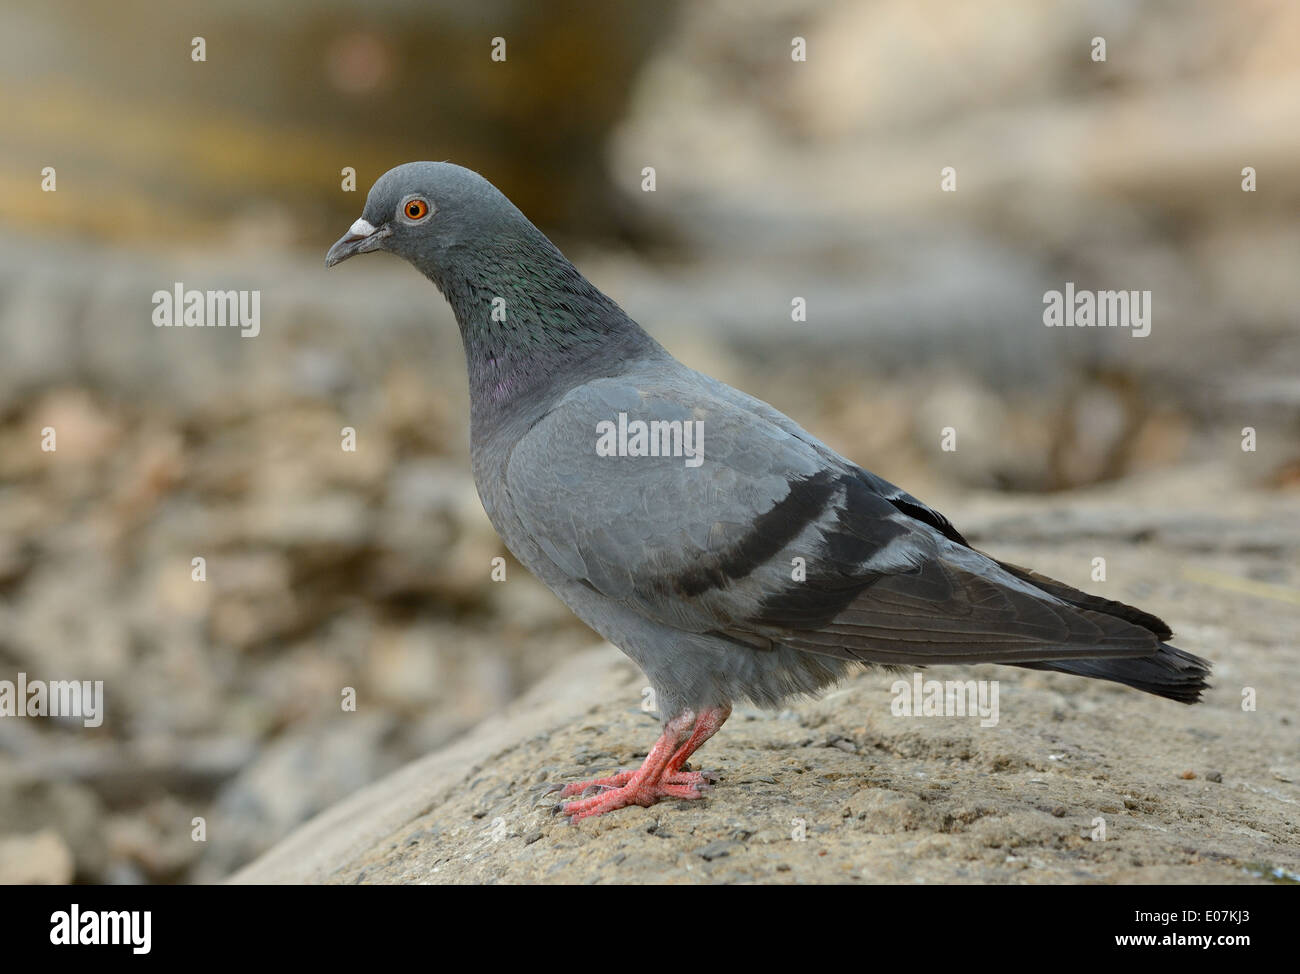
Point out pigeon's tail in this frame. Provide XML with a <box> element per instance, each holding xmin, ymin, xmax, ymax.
<box><xmin>993</xmin><ymin>557</ymin><xmax>1212</xmax><ymax>704</ymax></box>
<box><xmin>1015</xmin><ymin>643</ymin><xmax>1212</xmax><ymax>704</ymax></box>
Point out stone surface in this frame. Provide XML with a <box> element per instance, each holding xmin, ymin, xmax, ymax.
<box><xmin>232</xmin><ymin>499</ymin><xmax>1300</xmax><ymax>884</ymax></box>
<box><xmin>0</xmin><ymin>829</ymin><xmax>76</xmax><ymax>884</ymax></box>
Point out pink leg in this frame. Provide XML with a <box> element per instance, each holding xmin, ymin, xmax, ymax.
<box><xmin>556</xmin><ymin>705</ymin><xmax>731</xmax><ymax>822</ymax></box>
<box><xmin>556</xmin><ymin>704</ymin><xmax>730</xmax><ymax>797</ymax></box>
<box><xmin>664</xmin><ymin>703</ymin><xmax>730</xmax><ymax>777</ymax></box>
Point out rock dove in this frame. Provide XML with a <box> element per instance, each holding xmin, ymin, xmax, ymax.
<box><xmin>327</xmin><ymin>162</ymin><xmax>1212</xmax><ymax>822</ymax></box>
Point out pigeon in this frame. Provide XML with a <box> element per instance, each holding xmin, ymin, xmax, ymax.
<box><xmin>327</xmin><ymin>162</ymin><xmax>1212</xmax><ymax>822</ymax></box>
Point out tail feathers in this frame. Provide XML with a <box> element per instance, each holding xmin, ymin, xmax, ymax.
<box><xmin>1017</xmin><ymin>643</ymin><xmax>1212</xmax><ymax>704</ymax></box>
<box><xmin>991</xmin><ymin>557</ymin><xmax>1210</xmax><ymax>703</ymax></box>
<box><xmin>994</xmin><ymin>558</ymin><xmax>1173</xmax><ymax>641</ymax></box>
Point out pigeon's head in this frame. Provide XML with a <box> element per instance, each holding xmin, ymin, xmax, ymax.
<box><xmin>325</xmin><ymin>161</ymin><xmax>527</xmax><ymax>272</ymax></box>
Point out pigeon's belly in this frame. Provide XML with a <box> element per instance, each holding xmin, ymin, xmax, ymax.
<box><xmin>470</xmin><ymin>428</ymin><xmax>621</xmax><ymax>642</ymax></box>
<box><xmin>467</xmin><ymin>423</ymin><xmax>854</xmax><ymax>716</ymax></box>
<box><xmin>470</xmin><ymin>428</ymin><xmax>685</xmax><ymax>693</ymax></box>
<box><xmin>471</xmin><ymin>444</ymin><xmax>658</xmax><ymax>658</ymax></box>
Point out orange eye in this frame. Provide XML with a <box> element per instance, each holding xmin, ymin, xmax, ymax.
<box><xmin>404</xmin><ymin>198</ymin><xmax>429</xmax><ymax>220</ymax></box>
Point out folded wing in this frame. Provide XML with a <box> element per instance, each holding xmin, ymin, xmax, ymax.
<box><xmin>505</xmin><ymin>372</ymin><xmax>1165</xmax><ymax>666</ymax></box>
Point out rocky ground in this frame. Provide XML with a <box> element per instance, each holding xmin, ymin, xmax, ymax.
<box><xmin>233</xmin><ymin>475</ymin><xmax>1299</xmax><ymax>884</ymax></box>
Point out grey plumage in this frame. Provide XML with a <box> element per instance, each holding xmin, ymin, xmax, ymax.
<box><xmin>328</xmin><ymin>162</ymin><xmax>1210</xmax><ymax>814</ymax></box>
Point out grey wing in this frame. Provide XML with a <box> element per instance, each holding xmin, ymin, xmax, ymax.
<box><xmin>504</xmin><ymin>375</ymin><xmax>1161</xmax><ymax>665</ymax></box>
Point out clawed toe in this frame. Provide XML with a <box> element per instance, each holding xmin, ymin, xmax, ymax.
<box><xmin>560</xmin><ymin>776</ymin><xmax>711</xmax><ymax>822</ymax></box>
<box><xmin>555</xmin><ymin>769</ymin><xmax>634</xmax><ymax>799</ymax></box>
<box><xmin>549</xmin><ymin>766</ymin><xmax>718</xmax><ymax>815</ymax></box>
<box><xmin>547</xmin><ymin>706</ymin><xmax>732</xmax><ymax>822</ymax></box>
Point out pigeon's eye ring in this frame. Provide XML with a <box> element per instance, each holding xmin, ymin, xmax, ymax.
<box><xmin>403</xmin><ymin>198</ymin><xmax>430</xmax><ymax>221</ymax></box>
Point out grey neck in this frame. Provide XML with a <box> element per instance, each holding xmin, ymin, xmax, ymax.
<box><xmin>414</xmin><ymin>236</ymin><xmax>662</xmax><ymax>434</ymax></box>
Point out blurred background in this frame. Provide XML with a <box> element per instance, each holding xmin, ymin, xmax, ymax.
<box><xmin>0</xmin><ymin>0</ymin><xmax>1297</xmax><ymax>882</ymax></box>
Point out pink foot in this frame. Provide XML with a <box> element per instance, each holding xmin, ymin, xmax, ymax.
<box><xmin>560</xmin><ymin>775</ymin><xmax>711</xmax><ymax>821</ymax></box>
<box><xmin>554</xmin><ymin>767</ymin><xmax>717</xmax><ymax>799</ymax></box>
<box><xmin>552</xmin><ymin>705</ymin><xmax>731</xmax><ymax>823</ymax></box>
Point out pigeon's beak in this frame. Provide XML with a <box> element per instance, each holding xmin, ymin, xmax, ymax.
<box><xmin>325</xmin><ymin>218</ymin><xmax>392</xmax><ymax>268</ymax></box>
